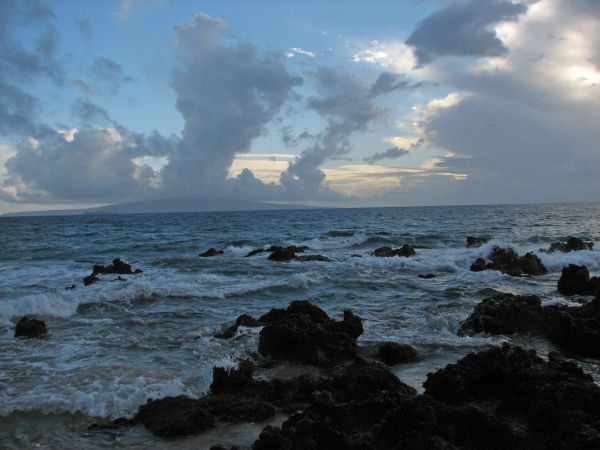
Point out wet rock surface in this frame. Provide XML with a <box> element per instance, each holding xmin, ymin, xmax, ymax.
<box><xmin>557</xmin><ymin>264</ymin><xmax>600</xmax><ymax>296</ymax></box>
<box><xmin>200</xmin><ymin>248</ymin><xmax>224</xmax><ymax>257</ymax></box>
<box><xmin>469</xmin><ymin>247</ymin><xmax>547</xmax><ymax>276</ymax></box>
<box><xmin>373</xmin><ymin>245</ymin><xmax>416</xmax><ymax>257</ymax></box>
<box><xmin>106</xmin><ymin>301</ymin><xmax>600</xmax><ymax>449</ymax></box>
<box><xmin>14</xmin><ymin>316</ymin><xmax>47</xmax><ymax>338</ymax></box>
<box><xmin>466</xmin><ymin>236</ymin><xmax>489</xmax><ymax>248</ymax></box>
<box><xmin>541</xmin><ymin>237</ymin><xmax>593</xmax><ymax>253</ymax></box>
<box><xmin>460</xmin><ymin>291</ymin><xmax>600</xmax><ymax>358</ymax></box>
<box><xmin>378</xmin><ymin>342</ymin><xmax>418</xmax><ymax>365</ymax></box>
<box><xmin>83</xmin><ymin>258</ymin><xmax>142</xmax><ymax>286</ymax></box>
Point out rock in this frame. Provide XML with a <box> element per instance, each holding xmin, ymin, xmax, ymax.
<box><xmin>517</xmin><ymin>252</ymin><xmax>548</xmax><ymax>275</ymax></box>
<box><xmin>458</xmin><ymin>294</ymin><xmax>546</xmax><ymax>336</ymax></box>
<box><xmin>88</xmin><ymin>417</ymin><xmax>136</xmax><ymax>430</ymax></box>
<box><xmin>351</xmin><ymin>254</ymin><xmax>362</xmax><ymax>258</ymax></box>
<box><xmin>111</xmin><ymin>276</ymin><xmax>127</xmax><ymax>282</ymax></box>
<box><xmin>418</xmin><ymin>272</ymin><xmax>437</xmax><ymax>279</ymax></box>
<box><xmin>373</xmin><ymin>244</ymin><xmax>416</xmax><ymax>257</ymax></box>
<box><xmin>460</xmin><ymin>291</ymin><xmax>600</xmax><ymax>358</ymax></box>
<box><xmin>199</xmin><ymin>248</ymin><xmax>224</xmax><ymax>257</ymax></box>
<box><xmin>14</xmin><ymin>316</ymin><xmax>47</xmax><ymax>338</ymax></box>
<box><xmin>557</xmin><ymin>264</ymin><xmax>600</xmax><ymax>296</ymax></box>
<box><xmin>469</xmin><ymin>257</ymin><xmax>487</xmax><ymax>272</ymax></box>
<box><xmin>215</xmin><ymin>314</ymin><xmax>261</xmax><ymax>339</ymax></box>
<box><xmin>378</xmin><ymin>342</ymin><xmax>418</xmax><ymax>365</ymax></box>
<box><xmin>541</xmin><ymin>237</ymin><xmax>594</xmax><ymax>253</ymax></box>
<box><xmin>469</xmin><ymin>247</ymin><xmax>547</xmax><ymax>277</ymax></box>
<box><xmin>65</xmin><ymin>284</ymin><xmax>76</xmax><ymax>290</ymax></box>
<box><xmin>268</xmin><ymin>248</ymin><xmax>297</xmax><ymax>261</ymax></box>
<box><xmin>84</xmin><ymin>258</ymin><xmax>142</xmax><ymax>286</ymax></box>
<box><xmin>245</xmin><ymin>248</ymin><xmax>267</xmax><ymax>257</ymax></box>
<box><xmin>83</xmin><ymin>274</ymin><xmax>100</xmax><ymax>286</ymax></box>
<box><xmin>295</xmin><ymin>254</ymin><xmax>332</xmax><ymax>262</ymax></box>
<box><xmin>258</xmin><ymin>301</ymin><xmax>362</xmax><ymax>365</ymax></box>
<box><xmin>136</xmin><ymin>396</ymin><xmax>214</xmax><ymax>438</ymax></box>
<box><xmin>466</xmin><ymin>236</ymin><xmax>489</xmax><ymax>248</ymax></box>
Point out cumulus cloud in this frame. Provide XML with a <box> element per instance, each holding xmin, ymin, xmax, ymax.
<box><xmin>406</xmin><ymin>0</ymin><xmax>528</xmax><ymax>66</ymax></box>
<box><xmin>160</xmin><ymin>12</ymin><xmax>301</xmax><ymax>197</ymax></box>
<box><xmin>364</xmin><ymin>138</ymin><xmax>423</xmax><ymax>164</ymax></box>
<box><xmin>280</xmin><ymin>68</ymin><xmax>416</xmax><ymax>199</ymax></box>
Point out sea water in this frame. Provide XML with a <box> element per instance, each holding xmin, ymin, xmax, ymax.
<box><xmin>1</xmin><ymin>203</ymin><xmax>599</xmax><ymax>448</ymax></box>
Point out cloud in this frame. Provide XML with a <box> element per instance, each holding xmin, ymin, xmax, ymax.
<box><xmin>71</xmin><ymin>98</ymin><xmax>111</xmax><ymax>124</ymax></box>
<box><xmin>71</xmin><ymin>78</ymin><xmax>96</xmax><ymax>95</ymax></box>
<box><xmin>281</xmin><ymin>126</ymin><xmax>313</xmax><ymax>148</ymax></box>
<box><xmin>75</xmin><ymin>18</ymin><xmax>92</xmax><ymax>41</ymax></box>
<box><xmin>280</xmin><ymin>68</ymin><xmax>415</xmax><ymax>199</ymax></box>
<box><xmin>160</xmin><ymin>12</ymin><xmax>301</xmax><ymax>197</ymax></box>
<box><xmin>364</xmin><ymin>138</ymin><xmax>423</xmax><ymax>164</ymax></box>
<box><xmin>90</xmin><ymin>57</ymin><xmax>133</xmax><ymax>93</ymax></box>
<box><xmin>0</xmin><ymin>128</ymin><xmax>159</xmax><ymax>203</ymax></box>
<box><xmin>406</xmin><ymin>0</ymin><xmax>528</xmax><ymax>66</ymax></box>
<box><xmin>285</xmin><ymin>47</ymin><xmax>317</xmax><ymax>58</ymax></box>
<box><xmin>0</xmin><ymin>0</ymin><xmax>63</xmax><ymax>138</ymax></box>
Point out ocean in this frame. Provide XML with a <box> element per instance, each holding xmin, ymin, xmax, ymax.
<box><xmin>1</xmin><ymin>203</ymin><xmax>600</xmax><ymax>448</ymax></box>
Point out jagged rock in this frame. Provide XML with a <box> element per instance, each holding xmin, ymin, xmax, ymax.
<box><xmin>378</xmin><ymin>342</ymin><xmax>418</xmax><ymax>365</ymax></box>
<box><xmin>83</xmin><ymin>258</ymin><xmax>142</xmax><ymax>286</ymax></box>
<box><xmin>466</xmin><ymin>236</ymin><xmax>489</xmax><ymax>248</ymax></box>
<box><xmin>200</xmin><ymin>248</ymin><xmax>224</xmax><ymax>257</ymax></box>
<box><xmin>215</xmin><ymin>314</ymin><xmax>261</xmax><ymax>339</ymax></box>
<box><xmin>136</xmin><ymin>396</ymin><xmax>214</xmax><ymax>438</ymax></box>
<box><xmin>373</xmin><ymin>245</ymin><xmax>416</xmax><ymax>257</ymax></box>
<box><xmin>460</xmin><ymin>292</ymin><xmax>600</xmax><ymax>358</ymax></box>
<box><xmin>541</xmin><ymin>237</ymin><xmax>594</xmax><ymax>253</ymax></box>
<box><xmin>469</xmin><ymin>247</ymin><xmax>547</xmax><ymax>276</ymax></box>
<box><xmin>557</xmin><ymin>264</ymin><xmax>600</xmax><ymax>296</ymax></box>
<box><xmin>458</xmin><ymin>294</ymin><xmax>546</xmax><ymax>336</ymax></box>
<box><xmin>469</xmin><ymin>257</ymin><xmax>487</xmax><ymax>272</ymax></box>
<box><xmin>258</xmin><ymin>300</ymin><xmax>362</xmax><ymax>365</ymax></box>
<box><xmin>245</xmin><ymin>248</ymin><xmax>267</xmax><ymax>257</ymax></box>
<box><xmin>14</xmin><ymin>316</ymin><xmax>47</xmax><ymax>338</ymax></box>
<box><xmin>268</xmin><ymin>248</ymin><xmax>297</xmax><ymax>261</ymax></box>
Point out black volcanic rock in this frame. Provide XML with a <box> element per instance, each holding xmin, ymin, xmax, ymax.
<box><xmin>557</xmin><ymin>264</ymin><xmax>600</xmax><ymax>296</ymax></box>
<box><xmin>83</xmin><ymin>258</ymin><xmax>142</xmax><ymax>286</ymax></box>
<box><xmin>458</xmin><ymin>294</ymin><xmax>546</xmax><ymax>336</ymax></box>
<box><xmin>373</xmin><ymin>244</ymin><xmax>416</xmax><ymax>257</ymax></box>
<box><xmin>378</xmin><ymin>342</ymin><xmax>418</xmax><ymax>365</ymax></box>
<box><xmin>136</xmin><ymin>396</ymin><xmax>214</xmax><ymax>438</ymax></box>
<box><xmin>258</xmin><ymin>300</ymin><xmax>362</xmax><ymax>365</ymax></box>
<box><xmin>14</xmin><ymin>316</ymin><xmax>47</xmax><ymax>338</ymax></box>
<box><xmin>460</xmin><ymin>291</ymin><xmax>600</xmax><ymax>358</ymax></box>
<box><xmin>466</xmin><ymin>236</ymin><xmax>489</xmax><ymax>248</ymax></box>
<box><xmin>541</xmin><ymin>237</ymin><xmax>594</xmax><ymax>253</ymax></box>
<box><xmin>200</xmin><ymin>248</ymin><xmax>224</xmax><ymax>257</ymax></box>
<box><xmin>215</xmin><ymin>314</ymin><xmax>261</xmax><ymax>339</ymax></box>
<box><xmin>295</xmin><ymin>254</ymin><xmax>332</xmax><ymax>262</ymax></box>
<box><xmin>469</xmin><ymin>247</ymin><xmax>547</xmax><ymax>276</ymax></box>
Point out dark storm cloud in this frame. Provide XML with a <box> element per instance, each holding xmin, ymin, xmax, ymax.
<box><xmin>406</xmin><ymin>0</ymin><xmax>527</xmax><ymax>66</ymax></box>
<box><xmin>71</xmin><ymin>98</ymin><xmax>111</xmax><ymax>124</ymax></box>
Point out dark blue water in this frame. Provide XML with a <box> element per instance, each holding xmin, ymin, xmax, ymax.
<box><xmin>1</xmin><ymin>203</ymin><xmax>599</xmax><ymax>448</ymax></box>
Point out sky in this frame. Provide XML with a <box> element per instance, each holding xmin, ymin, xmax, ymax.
<box><xmin>0</xmin><ymin>0</ymin><xmax>599</xmax><ymax>213</ymax></box>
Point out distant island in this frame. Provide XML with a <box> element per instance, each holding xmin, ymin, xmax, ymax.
<box><xmin>1</xmin><ymin>198</ymin><xmax>313</xmax><ymax>217</ymax></box>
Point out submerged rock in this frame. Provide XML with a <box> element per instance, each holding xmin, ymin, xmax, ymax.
<box><xmin>372</xmin><ymin>245</ymin><xmax>416</xmax><ymax>257</ymax></box>
<box><xmin>199</xmin><ymin>248</ymin><xmax>224</xmax><ymax>257</ymax></box>
<box><xmin>557</xmin><ymin>264</ymin><xmax>600</xmax><ymax>296</ymax></box>
<box><xmin>418</xmin><ymin>272</ymin><xmax>437</xmax><ymax>279</ymax></box>
<box><xmin>466</xmin><ymin>236</ymin><xmax>489</xmax><ymax>248</ymax></box>
<box><xmin>469</xmin><ymin>246</ymin><xmax>547</xmax><ymax>277</ymax></box>
<box><xmin>14</xmin><ymin>316</ymin><xmax>47</xmax><ymax>338</ymax></box>
<box><xmin>378</xmin><ymin>342</ymin><xmax>418</xmax><ymax>365</ymax></box>
<box><xmin>215</xmin><ymin>314</ymin><xmax>261</xmax><ymax>339</ymax></box>
<box><xmin>295</xmin><ymin>254</ymin><xmax>332</xmax><ymax>262</ymax></box>
<box><xmin>541</xmin><ymin>237</ymin><xmax>594</xmax><ymax>253</ymax></box>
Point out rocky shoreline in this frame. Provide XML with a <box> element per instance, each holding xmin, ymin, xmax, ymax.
<box><xmin>12</xmin><ymin>236</ymin><xmax>600</xmax><ymax>448</ymax></box>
